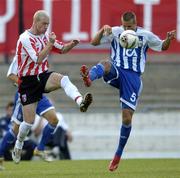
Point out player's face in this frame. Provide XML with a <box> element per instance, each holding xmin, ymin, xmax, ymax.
<box><xmin>121</xmin><ymin>19</ymin><xmax>136</xmax><ymax>31</ymax></box>
<box><xmin>6</xmin><ymin>105</ymin><xmax>13</xmax><ymax>117</ymax></box>
<box><xmin>36</xmin><ymin>17</ymin><xmax>49</xmax><ymax>34</ymax></box>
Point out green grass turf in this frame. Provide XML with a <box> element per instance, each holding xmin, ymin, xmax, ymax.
<box><xmin>1</xmin><ymin>159</ymin><xmax>180</xmax><ymax>178</ymax></box>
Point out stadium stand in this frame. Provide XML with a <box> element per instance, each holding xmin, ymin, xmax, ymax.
<box><xmin>0</xmin><ymin>53</ymin><xmax>180</xmax><ymax>113</ymax></box>
<box><xmin>0</xmin><ymin>53</ymin><xmax>180</xmax><ymax>159</ymax></box>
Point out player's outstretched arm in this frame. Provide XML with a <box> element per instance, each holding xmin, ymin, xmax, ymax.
<box><xmin>162</xmin><ymin>30</ymin><xmax>176</xmax><ymax>50</ymax></box>
<box><xmin>61</xmin><ymin>39</ymin><xmax>80</xmax><ymax>54</ymax></box>
<box><xmin>91</xmin><ymin>25</ymin><xmax>112</xmax><ymax>46</ymax></box>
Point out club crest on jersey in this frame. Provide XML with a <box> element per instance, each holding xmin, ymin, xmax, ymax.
<box><xmin>22</xmin><ymin>94</ymin><xmax>27</xmax><ymax>103</ymax></box>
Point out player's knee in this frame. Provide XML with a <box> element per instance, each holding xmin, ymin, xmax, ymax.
<box><xmin>45</xmin><ymin>72</ymin><xmax>63</xmax><ymax>91</ymax></box>
<box><xmin>49</xmin><ymin>117</ymin><xmax>58</xmax><ymax>127</ymax></box>
<box><xmin>52</xmin><ymin>73</ymin><xmax>63</xmax><ymax>85</ymax></box>
<box><xmin>122</xmin><ymin>117</ymin><xmax>132</xmax><ymax>125</ymax></box>
<box><xmin>122</xmin><ymin>109</ymin><xmax>133</xmax><ymax>125</ymax></box>
<box><xmin>100</xmin><ymin>60</ymin><xmax>111</xmax><ymax>73</ymax></box>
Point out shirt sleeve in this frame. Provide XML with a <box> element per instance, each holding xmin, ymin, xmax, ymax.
<box><xmin>52</xmin><ymin>40</ymin><xmax>64</xmax><ymax>53</ymax></box>
<box><xmin>21</xmin><ymin>36</ymin><xmax>39</xmax><ymax>62</ymax></box>
<box><xmin>147</xmin><ymin>31</ymin><xmax>163</xmax><ymax>51</ymax></box>
<box><xmin>7</xmin><ymin>57</ymin><xmax>18</xmax><ymax>77</ymax></box>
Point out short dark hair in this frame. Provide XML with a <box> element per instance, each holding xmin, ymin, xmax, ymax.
<box><xmin>6</xmin><ymin>101</ymin><xmax>14</xmax><ymax>109</ymax></box>
<box><xmin>122</xmin><ymin>11</ymin><xmax>136</xmax><ymax>23</ymax></box>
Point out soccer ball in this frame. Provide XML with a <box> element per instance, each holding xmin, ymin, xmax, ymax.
<box><xmin>119</xmin><ymin>30</ymin><xmax>139</xmax><ymax>49</ymax></box>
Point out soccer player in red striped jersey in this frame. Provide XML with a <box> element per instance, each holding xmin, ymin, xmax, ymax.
<box><xmin>12</xmin><ymin>10</ymin><xmax>93</xmax><ymax>164</ymax></box>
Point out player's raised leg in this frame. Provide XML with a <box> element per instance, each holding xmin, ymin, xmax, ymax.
<box><xmin>60</xmin><ymin>75</ymin><xmax>93</xmax><ymax>112</ymax></box>
<box><xmin>80</xmin><ymin>65</ymin><xmax>92</xmax><ymax>87</ymax></box>
<box><xmin>46</xmin><ymin>73</ymin><xmax>93</xmax><ymax>112</ymax></box>
<box><xmin>80</xmin><ymin>61</ymin><xmax>111</xmax><ymax>87</ymax></box>
<box><xmin>79</xmin><ymin>93</ymin><xmax>93</xmax><ymax>112</ymax></box>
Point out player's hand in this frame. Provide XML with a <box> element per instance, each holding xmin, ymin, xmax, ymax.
<box><xmin>167</xmin><ymin>30</ymin><xmax>176</xmax><ymax>40</ymax></box>
<box><xmin>49</xmin><ymin>32</ymin><xmax>56</xmax><ymax>44</ymax></box>
<box><xmin>103</xmin><ymin>25</ymin><xmax>112</xmax><ymax>36</ymax></box>
<box><xmin>71</xmin><ymin>39</ymin><xmax>80</xmax><ymax>46</ymax></box>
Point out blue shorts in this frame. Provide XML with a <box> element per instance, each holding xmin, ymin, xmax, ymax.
<box><xmin>103</xmin><ymin>64</ymin><xmax>143</xmax><ymax>110</ymax></box>
<box><xmin>11</xmin><ymin>91</ymin><xmax>54</xmax><ymax>125</ymax></box>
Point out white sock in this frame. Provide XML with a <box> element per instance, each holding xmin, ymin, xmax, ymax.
<box><xmin>60</xmin><ymin>76</ymin><xmax>83</xmax><ymax>106</ymax></box>
<box><xmin>16</xmin><ymin>121</ymin><xmax>32</xmax><ymax>148</ymax></box>
<box><xmin>75</xmin><ymin>96</ymin><xmax>83</xmax><ymax>106</ymax></box>
<box><xmin>15</xmin><ymin>140</ymin><xmax>24</xmax><ymax>150</ymax></box>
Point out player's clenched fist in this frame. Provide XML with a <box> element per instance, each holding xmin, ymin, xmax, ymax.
<box><xmin>49</xmin><ymin>32</ymin><xmax>56</xmax><ymax>44</ymax></box>
<box><xmin>103</xmin><ymin>25</ymin><xmax>112</xmax><ymax>36</ymax></box>
<box><xmin>71</xmin><ymin>39</ymin><xmax>80</xmax><ymax>46</ymax></box>
<box><xmin>167</xmin><ymin>30</ymin><xmax>176</xmax><ymax>40</ymax></box>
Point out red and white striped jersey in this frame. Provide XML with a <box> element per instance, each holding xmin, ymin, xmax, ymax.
<box><xmin>15</xmin><ymin>30</ymin><xmax>64</xmax><ymax>77</ymax></box>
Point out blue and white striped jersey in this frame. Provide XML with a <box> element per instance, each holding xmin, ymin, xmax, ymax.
<box><xmin>101</xmin><ymin>26</ymin><xmax>163</xmax><ymax>74</ymax></box>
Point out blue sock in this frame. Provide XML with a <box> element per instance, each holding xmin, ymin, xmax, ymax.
<box><xmin>89</xmin><ymin>63</ymin><xmax>105</xmax><ymax>81</ymax></box>
<box><xmin>37</xmin><ymin>124</ymin><xmax>55</xmax><ymax>151</ymax></box>
<box><xmin>0</xmin><ymin>129</ymin><xmax>16</xmax><ymax>157</ymax></box>
<box><xmin>115</xmin><ymin>124</ymin><xmax>132</xmax><ymax>157</ymax></box>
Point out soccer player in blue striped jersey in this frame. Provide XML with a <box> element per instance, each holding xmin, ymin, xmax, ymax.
<box><xmin>80</xmin><ymin>11</ymin><xmax>176</xmax><ymax>171</ymax></box>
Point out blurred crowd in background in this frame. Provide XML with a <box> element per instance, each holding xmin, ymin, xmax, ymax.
<box><xmin>0</xmin><ymin>101</ymin><xmax>73</xmax><ymax>161</ymax></box>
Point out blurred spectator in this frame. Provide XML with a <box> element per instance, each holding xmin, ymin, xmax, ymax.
<box><xmin>0</xmin><ymin>102</ymin><xmax>72</xmax><ymax>171</ymax></box>
<box><xmin>0</xmin><ymin>101</ymin><xmax>36</xmax><ymax>170</ymax></box>
<box><xmin>0</xmin><ymin>102</ymin><xmax>14</xmax><ymax>139</ymax></box>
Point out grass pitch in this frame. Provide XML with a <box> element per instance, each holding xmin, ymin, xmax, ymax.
<box><xmin>1</xmin><ymin>159</ymin><xmax>180</xmax><ymax>178</ymax></box>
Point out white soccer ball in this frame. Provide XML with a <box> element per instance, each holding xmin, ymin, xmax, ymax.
<box><xmin>119</xmin><ymin>30</ymin><xmax>139</xmax><ymax>49</ymax></box>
